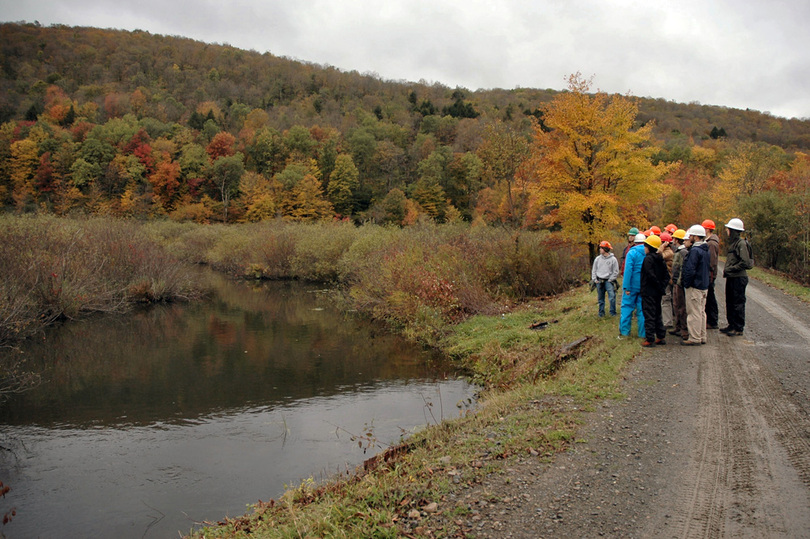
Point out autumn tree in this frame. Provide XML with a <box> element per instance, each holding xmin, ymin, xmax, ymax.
<box><xmin>207</xmin><ymin>153</ymin><xmax>244</xmax><ymax>222</ymax></box>
<box><xmin>10</xmin><ymin>138</ymin><xmax>39</xmax><ymax>210</ymax></box>
<box><xmin>327</xmin><ymin>154</ymin><xmax>359</xmax><ymax>216</ymax></box>
<box><xmin>528</xmin><ymin>73</ymin><xmax>671</xmax><ymax>258</ymax></box>
<box><xmin>711</xmin><ymin>141</ymin><xmax>788</xmax><ymax>223</ymax></box>
<box><xmin>477</xmin><ymin>121</ymin><xmax>530</xmax><ymax>225</ymax></box>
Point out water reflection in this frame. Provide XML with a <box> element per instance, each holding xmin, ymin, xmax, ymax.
<box><xmin>0</xmin><ymin>275</ymin><xmax>476</xmax><ymax>538</ymax></box>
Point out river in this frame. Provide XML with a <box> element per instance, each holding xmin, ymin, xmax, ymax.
<box><xmin>0</xmin><ymin>275</ymin><xmax>476</xmax><ymax>538</ymax></box>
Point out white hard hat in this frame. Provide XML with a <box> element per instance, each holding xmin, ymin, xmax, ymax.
<box><xmin>634</xmin><ymin>233</ymin><xmax>646</xmax><ymax>243</ymax></box>
<box><xmin>686</xmin><ymin>224</ymin><xmax>706</xmax><ymax>238</ymax></box>
<box><xmin>725</xmin><ymin>218</ymin><xmax>744</xmax><ymax>231</ymax></box>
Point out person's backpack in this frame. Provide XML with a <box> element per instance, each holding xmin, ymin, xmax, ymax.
<box><xmin>741</xmin><ymin>239</ymin><xmax>754</xmax><ymax>270</ymax></box>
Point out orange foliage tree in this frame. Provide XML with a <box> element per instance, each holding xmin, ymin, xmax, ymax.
<box><xmin>527</xmin><ymin>73</ymin><xmax>671</xmax><ymax>259</ymax></box>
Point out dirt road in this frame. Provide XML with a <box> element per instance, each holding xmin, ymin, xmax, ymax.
<box><xmin>452</xmin><ymin>273</ymin><xmax>810</xmax><ymax>538</ymax></box>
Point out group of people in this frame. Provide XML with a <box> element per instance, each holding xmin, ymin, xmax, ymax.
<box><xmin>591</xmin><ymin>218</ymin><xmax>753</xmax><ymax>346</ymax></box>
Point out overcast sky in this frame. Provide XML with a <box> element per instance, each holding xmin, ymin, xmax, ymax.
<box><xmin>3</xmin><ymin>0</ymin><xmax>809</xmax><ymax>119</ymax></box>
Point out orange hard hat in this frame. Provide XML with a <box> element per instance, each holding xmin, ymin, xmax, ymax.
<box><xmin>599</xmin><ymin>240</ymin><xmax>612</xmax><ymax>250</ymax></box>
<box><xmin>650</xmin><ymin>225</ymin><xmax>662</xmax><ymax>235</ymax></box>
<box><xmin>665</xmin><ymin>224</ymin><xmax>677</xmax><ymax>234</ymax></box>
<box><xmin>701</xmin><ymin>219</ymin><xmax>716</xmax><ymax>230</ymax></box>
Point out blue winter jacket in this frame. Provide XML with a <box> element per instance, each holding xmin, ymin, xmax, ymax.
<box><xmin>622</xmin><ymin>244</ymin><xmax>646</xmax><ymax>293</ymax></box>
<box><xmin>682</xmin><ymin>242</ymin><xmax>711</xmax><ymax>290</ymax></box>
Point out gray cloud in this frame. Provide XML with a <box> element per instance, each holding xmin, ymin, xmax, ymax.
<box><xmin>1</xmin><ymin>0</ymin><xmax>808</xmax><ymax>118</ymax></box>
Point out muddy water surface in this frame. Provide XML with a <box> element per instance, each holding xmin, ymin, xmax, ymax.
<box><xmin>0</xmin><ymin>276</ymin><xmax>475</xmax><ymax>538</ymax></box>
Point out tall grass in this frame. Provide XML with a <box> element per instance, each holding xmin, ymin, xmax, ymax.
<box><xmin>1</xmin><ymin>216</ymin><xmax>587</xmax><ymax>349</ymax></box>
<box><xmin>144</xmin><ymin>219</ymin><xmax>586</xmax><ymax>345</ymax></box>
<box><xmin>0</xmin><ymin>215</ymin><xmax>203</xmax><ymax>347</ymax></box>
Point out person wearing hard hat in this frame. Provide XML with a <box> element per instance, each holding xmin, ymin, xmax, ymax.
<box><xmin>658</xmin><ymin>232</ymin><xmax>675</xmax><ymax>328</ymax></box>
<box><xmin>669</xmin><ymin>229</ymin><xmax>689</xmax><ymax>340</ymax></box>
<box><xmin>620</xmin><ymin>227</ymin><xmax>639</xmax><ymax>273</ymax></box>
<box><xmin>702</xmin><ymin>219</ymin><xmax>720</xmax><ymax>329</ymax></box>
<box><xmin>681</xmin><ymin>225</ymin><xmax>711</xmax><ymax>345</ymax></box>
<box><xmin>640</xmin><ymin>235</ymin><xmax>670</xmax><ymax>347</ymax></box>
<box><xmin>619</xmin><ymin>233</ymin><xmax>648</xmax><ymax>339</ymax></box>
<box><xmin>721</xmin><ymin>218</ymin><xmax>753</xmax><ymax>336</ymax></box>
<box><xmin>591</xmin><ymin>240</ymin><xmax>620</xmax><ymax>317</ymax></box>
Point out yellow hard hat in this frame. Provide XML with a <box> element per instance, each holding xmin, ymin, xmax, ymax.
<box><xmin>673</xmin><ymin>229</ymin><xmax>687</xmax><ymax>240</ymax></box>
<box><xmin>644</xmin><ymin>234</ymin><xmax>662</xmax><ymax>249</ymax></box>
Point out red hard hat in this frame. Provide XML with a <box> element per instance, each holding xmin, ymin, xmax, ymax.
<box><xmin>701</xmin><ymin>219</ymin><xmax>716</xmax><ymax>230</ymax></box>
<box><xmin>660</xmin><ymin>232</ymin><xmax>672</xmax><ymax>242</ymax></box>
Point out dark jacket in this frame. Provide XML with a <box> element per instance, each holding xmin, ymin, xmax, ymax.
<box><xmin>724</xmin><ymin>233</ymin><xmax>753</xmax><ymax>278</ymax></box>
<box><xmin>705</xmin><ymin>233</ymin><xmax>720</xmax><ymax>280</ymax></box>
<box><xmin>640</xmin><ymin>250</ymin><xmax>670</xmax><ymax>297</ymax></box>
<box><xmin>682</xmin><ymin>242</ymin><xmax>710</xmax><ymax>290</ymax></box>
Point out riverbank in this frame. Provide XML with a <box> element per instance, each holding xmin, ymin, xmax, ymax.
<box><xmin>187</xmin><ymin>285</ymin><xmax>640</xmax><ymax>537</ymax></box>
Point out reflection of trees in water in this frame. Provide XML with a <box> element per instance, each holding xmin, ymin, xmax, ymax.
<box><xmin>0</xmin><ymin>276</ymin><xmax>458</xmax><ymax>427</ymax></box>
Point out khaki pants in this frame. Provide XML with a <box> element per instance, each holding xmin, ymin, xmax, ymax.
<box><xmin>685</xmin><ymin>287</ymin><xmax>708</xmax><ymax>343</ymax></box>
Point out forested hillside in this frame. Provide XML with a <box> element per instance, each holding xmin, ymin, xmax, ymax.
<box><xmin>1</xmin><ymin>22</ymin><xmax>808</xmax><ymax>281</ymax></box>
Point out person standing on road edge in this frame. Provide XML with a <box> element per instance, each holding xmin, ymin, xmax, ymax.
<box><xmin>681</xmin><ymin>225</ymin><xmax>711</xmax><ymax>346</ymax></box>
<box><xmin>619</xmin><ymin>233</ymin><xmax>647</xmax><ymax>339</ymax></box>
<box><xmin>592</xmin><ymin>240</ymin><xmax>620</xmax><ymax>317</ymax></box>
<box><xmin>669</xmin><ymin>229</ymin><xmax>689</xmax><ymax>340</ymax></box>
<box><xmin>658</xmin><ymin>231</ymin><xmax>675</xmax><ymax>328</ymax></box>
<box><xmin>640</xmin><ymin>235</ymin><xmax>670</xmax><ymax>347</ymax></box>
<box><xmin>620</xmin><ymin>227</ymin><xmax>639</xmax><ymax>273</ymax></box>
<box><xmin>703</xmin><ymin>219</ymin><xmax>720</xmax><ymax>329</ymax></box>
<box><xmin>721</xmin><ymin>218</ymin><xmax>753</xmax><ymax>336</ymax></box>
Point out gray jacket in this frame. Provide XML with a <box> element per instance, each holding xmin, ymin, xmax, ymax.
<box><xmin>592</xmin><ymin>252</ymin><xmax>620</xmax><ymax>282</ymax></box>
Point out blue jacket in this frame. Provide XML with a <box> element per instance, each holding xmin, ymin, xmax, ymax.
<box><xmin>622</xmin><ymin>244</ymin><xmax>646</xmax><ymax>293</ymax></box>
<box><xmin>682</xmin><ymin>242</ymin><xmax>710</xmax><ymax>290</ymax></box>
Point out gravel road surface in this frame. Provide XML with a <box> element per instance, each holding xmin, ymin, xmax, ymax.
<box><xmin>449</xmin><ymin>272</ymin><xmax>810</xmax><ymax>538</ymax></box>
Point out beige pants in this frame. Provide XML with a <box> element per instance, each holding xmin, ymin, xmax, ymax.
<box><xmin>685</xmin><ymin>287</ymin><xmax>708</xmax><ymax>343</ymax></box>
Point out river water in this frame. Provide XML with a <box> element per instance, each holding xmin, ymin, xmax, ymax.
<box><xmin>0</xmin><ymin>275</ymin><xmax>476</xmax><ymax>538</ymax></box>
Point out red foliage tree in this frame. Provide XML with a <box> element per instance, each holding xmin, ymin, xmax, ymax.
<box><xmin>206</xmin><ymin>132</ymin><xmax>236</xmax><ymax>161</ymax></box>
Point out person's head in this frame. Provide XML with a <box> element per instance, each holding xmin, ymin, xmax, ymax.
<box><xmin>725</xmin><ymin>218</ymin><xmax>744</xmax><ymax>238</ymax></box>
<box><xmin>673</xmin><ymin>228</ymin><xmax>687</xmax><ymax>246</ymax></box>
<box><xmin>665</xmin><ymin>224</ymin><xmax>677</xmax><ymax>235</ymax></box>
<box><xmin>634</xmin><ymin>233</ymin><xmax>647</xmax><ymax>245</ymax></box>
<box><xmin>627</xmin><ymin>227</ymin><xmax>639</xmax><ymax>242</ymax></box>
<box><xmin>701</xmin><ymin>219</ymin><xmax>716</xmax><ymax>233</ymax></box>
<box><xmin>599</xmin><ymin>240</ymin><xmax>612</xmax><ymax>255</ymax></box>
<box><xmin>644</xmin><ymin>234</ymin><xmax>662</xmax><ymax>254</ymax></box>
<box><xmin>686</xmin><ymin>224</ymin><xmax>706</xmax><ymax>245</ymax></box>
<box><xmin>650</xmin><ymin>225</ymin><xmax>662</xmax><ymax>236</ymax></box>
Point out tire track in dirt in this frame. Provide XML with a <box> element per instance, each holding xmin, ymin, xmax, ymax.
<box><xmin>668</xmin><ymin>344</ymin><xmax>731</xmax><ymax>539</ymax></box>
<box><xmin>665</xmin><ymin>277</ymin><xmax>810</xmax><ymax>538</ymax></box>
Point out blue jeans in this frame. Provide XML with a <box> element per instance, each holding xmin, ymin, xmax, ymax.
<box><xmin>597</xmin><ymin>280</ymin><xmax>616</xmax><ymax>316</ymax></box>
<box><xmin>620</xmin><ymin>289</ymin><xmax>645</xmax><ymax>338</ymax></box>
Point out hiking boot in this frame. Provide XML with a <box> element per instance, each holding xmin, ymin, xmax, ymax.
<box><xmin>726</xmin><ymin>329</ymin><xmax>744</xmax><ymax>337</ymax></box>
<box><xmin>641</xmin><ymin>340</ymin><xmax>655</xmax><ymax>347</ymax></box>
<box><xmin>719</xmin><ymin>326</ymin><xmax>733</xmax><ymax>334</ymax></box>
<box><xmin>680</xmin><ymin>340</ymin><xmax>701</xmax><ymax>346</ymax></box>
<box><xmin>668</xmin><ymin>329</ymin><xmax>680</xmax><ymax>336</ymax></box>
<box><xmin>655</xmin><ymin>338</ymin><xmax>666</xmax><ymax>345</ymax></box>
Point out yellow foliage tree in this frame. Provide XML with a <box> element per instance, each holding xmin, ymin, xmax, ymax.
<box><xmin>528</xmin><ymin>73</ymin><xmax>672</xmax><ymax>258</ymax></box>
<box><xmin>711</xmin><ymin>141</ymin><xmax>787</xmax><ymax>224</ymax></box>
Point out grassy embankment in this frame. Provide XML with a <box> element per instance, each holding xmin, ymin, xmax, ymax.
<box><xmin>748</xmin><ymin>266</ymin><xmax>810</xmax><ymax>303</ymax></box>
